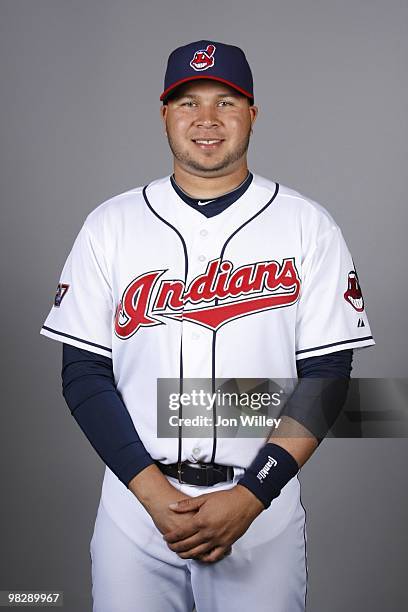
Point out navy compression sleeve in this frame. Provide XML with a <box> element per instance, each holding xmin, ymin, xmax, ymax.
<box><xmin>61</xmin><ymin>343</ymin><xmax>154</xmax><ymax>487</ymax></box>
<box><xmin>237</xmin><ymin>349</ymin><xmax>353</xmax><ymax>508</ymax></box>
<box><xmin>297</xmin><ymin>349</ymin><xmax>353</xmax><ymax>379</ymax></box>
<box><xmin>284</xmin><ymin>349</ymin><xmax>353</xmax><ymax>443</ymax></box>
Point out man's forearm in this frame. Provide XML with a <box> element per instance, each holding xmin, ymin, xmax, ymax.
<box><xmin>62</xmin><ymin>344</ymin><xmax>156</xmax><ymax>487</ymax></box>
<box><xmin>267</xmin><ymin>415</ymin><xmax>319</xmax><ymax>467</ymax></box>
<box><xmin>266</xmin><ymin>349</ymin><xmax>353</xmax><ymax>466</ymax></box>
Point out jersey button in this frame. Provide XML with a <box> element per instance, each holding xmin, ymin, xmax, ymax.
<box><xmin>192</xmin><ymin>447</ymin><xmax>201</xmax><ymax>458</ymax></box>
<box><xmin>199</xmin><ymin>229</ymin><xmax>208</xmax><ymax>237</ymax></box>
<box><xmin>198</xmin><ymin>254</ymin><xmax>206</xmax><ymax>262</ymax></box>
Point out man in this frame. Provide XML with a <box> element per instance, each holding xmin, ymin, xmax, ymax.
<box><xmin>40</xmin><ymin>40</ymin><xmax>375</xmax><ymax>611</ymax></box>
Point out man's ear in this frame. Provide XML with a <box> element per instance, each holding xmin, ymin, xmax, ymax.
<box><xmin>249</xmin><ymin>105</ymin><xmax>259</xmax><ymax>128</ymax></box>
<box><xmin>160</xmin><ymin>104</ymin><xmax>168</xmax><ymax>135</ymax></box>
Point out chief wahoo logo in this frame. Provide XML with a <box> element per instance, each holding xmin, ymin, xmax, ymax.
<box><xmin>344</xmin><ymin>271</ymin><xmax>364</xmax><ymax>312</ymax></box>
<box><xmin>190</xmin><ymin>44</ymin><xmax>216</xmax><ymax>71</ymax></box>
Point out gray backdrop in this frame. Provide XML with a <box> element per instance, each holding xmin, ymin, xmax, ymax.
<box><xmin>1</xmin><ymin>0</ymin><xmax>407</xmax><ymax>610</ymax></box>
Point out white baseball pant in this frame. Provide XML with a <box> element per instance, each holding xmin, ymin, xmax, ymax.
<box><xmin>90</xmin><ymin>473</ymin><xmax>307</xmax><ymax>612</ymax></box>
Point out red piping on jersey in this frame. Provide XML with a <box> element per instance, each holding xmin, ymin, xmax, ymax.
<box><xmin>160</xmin><ymin>76</ymin><xmax>254</xmax><ymax>101</ymax></box>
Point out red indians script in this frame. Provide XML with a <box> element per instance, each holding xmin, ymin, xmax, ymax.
<box><xmin>114</xmin><ymin>257</ymin><xmax>301</xmax><ymax>338</ymax></box>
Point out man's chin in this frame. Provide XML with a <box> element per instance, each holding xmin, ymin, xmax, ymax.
<box><xmin>183</xmin><ymin>156</ymin><xmax>233</xmax><ymax>174</ymax></box>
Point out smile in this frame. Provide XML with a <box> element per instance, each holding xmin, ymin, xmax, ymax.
<box><xmin>192</xmin><ymin>139</ymin><xmax>224</xmax><ymax>149</ymax></box>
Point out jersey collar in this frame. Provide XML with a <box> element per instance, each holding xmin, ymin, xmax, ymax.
<box><xmin>170</xmin><ymin>172</ymin><xmax>253</xmax><ymax>218</ymax></box>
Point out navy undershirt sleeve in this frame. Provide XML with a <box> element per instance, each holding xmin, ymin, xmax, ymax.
<box><xmin>286</xmin><ymin>349</ymin><xmax>353</xmax><ymax>443</ymax></box>
<box><xmin>61</xmin><ymin>343</ymin><xmax>154</xmax><ymax>487</ymax></box>
<box><xmin>296</xmin><ymin>349</ymin><xmax>353</xmax><ymax>379</ymax></box>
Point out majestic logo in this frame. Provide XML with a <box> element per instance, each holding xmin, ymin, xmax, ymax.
<box><xmin>190</xmin><ymin>44</ymin><xmax>216</xmax><ymax>71</ymax></box>
<box><xmin>114</xmin><ymin>257</ymin><xmax>301</xmax><ymax>339</ymax></box>
<box><xmin>344</xmin><ymin>270</ymin><xmax>364</xmax><ymax>312</ymax></box>
<box><xmin>54</xmin><ymin>283</ymin><xmax>69</xmax><ymax>307</ymax></box>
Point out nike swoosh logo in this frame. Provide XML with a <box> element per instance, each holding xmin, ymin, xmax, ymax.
<box><xmin>197</xmin><ymin>199</ymin><xmax>216</xmax><ymax>206</ymax></box>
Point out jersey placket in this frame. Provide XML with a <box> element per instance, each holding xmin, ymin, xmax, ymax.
<box><xmin>181</xmin><ymin>215</ymin><xmax>226</xmax><ymax>463</ymax></box>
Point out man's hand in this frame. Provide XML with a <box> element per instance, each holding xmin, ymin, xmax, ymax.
<box><xmin>146</xmin><ymin>484</ymin><xmax>199</xmax><ymax>537</ymax></box>
<box><xmin>128</xmin><ymin>465</ymin><xmax>199</xmax><ymax>537</ymax></box>
<box><xmin>163</xmin><ymin>484</ymin><xmax>264</xmax><ymax>563</ymax></box>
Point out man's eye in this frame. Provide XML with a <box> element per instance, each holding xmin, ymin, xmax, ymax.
<box><xmin>218</xmin><ymin>100</ymin><xmax>233</xmax><ymax>106</ymax></box>
<box><xmin>181</xmin><ymin>101</ymin><xmax>197</xmax><ymax>107</ymax></box>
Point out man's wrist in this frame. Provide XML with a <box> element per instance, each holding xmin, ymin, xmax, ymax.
<box><xmin>235</xmin><ymin>484</ymin><xmax>265</xmax><ymax>516</ymax></box>
<box><xmin>128</xmin><ymin>464</ymin><xmax>175</xmax><ymax>509</ymax></box>
<box><xmin>237</xmin><ymin>443</ymin><xmax>299</xmax><ymax>509</ymax></box>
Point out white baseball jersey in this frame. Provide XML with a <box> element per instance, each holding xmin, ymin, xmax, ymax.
<box><xmin>40</xmin><ymin>173</ymin><xmax>374</xmax><ymax>542</ymax></box>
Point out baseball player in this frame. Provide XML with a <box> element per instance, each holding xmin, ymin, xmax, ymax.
<box><xmin>40</xmin><ymin>40</ymin><xmax>375</xmax><ymax>612</ymax></box>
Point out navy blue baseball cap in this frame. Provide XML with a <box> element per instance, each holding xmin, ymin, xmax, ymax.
<box><xmin>160</xmin><ymin>40</ymin><xmax>254</xmax><ymax>103</ymax></box>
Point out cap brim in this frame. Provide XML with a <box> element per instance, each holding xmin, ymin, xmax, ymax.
<box><xmin>160</xmin><ymin>75</ymin><xmax>254</xmax><ymax>101</ymax></box>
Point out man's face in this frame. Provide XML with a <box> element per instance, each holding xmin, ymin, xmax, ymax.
<box><xmin>161</xmin><ymin>80</ymin><xmax>258</xmax><ymax>176</ymax></box>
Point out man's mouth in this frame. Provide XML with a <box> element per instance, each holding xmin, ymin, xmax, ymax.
<box><xmin>192</xmin><ymin>139</ymin><xmax>224</xmax><ymax>150</ymax></box>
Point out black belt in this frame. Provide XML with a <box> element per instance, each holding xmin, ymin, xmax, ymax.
<box><xmin>156</xmin><ymin>461</ymin><xmax>235</xmax><ymax>486</ymax></box>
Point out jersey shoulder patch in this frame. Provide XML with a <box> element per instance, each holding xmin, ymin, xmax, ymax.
<box><xmin>54</xmin><ymin>282</ymin><xmax>69</xmax><ymax>307</ymax></box>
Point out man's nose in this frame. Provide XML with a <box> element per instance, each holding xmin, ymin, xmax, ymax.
<box><xmin>194</xmin><ymin>105</ymin><xmax>220</xmax><ymax>127</ymax></box>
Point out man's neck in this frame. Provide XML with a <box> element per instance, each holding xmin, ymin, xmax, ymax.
<box><xmin>173</xmin><ymin>164</ymin><xmax>250</xmax><ymax>199</ymax></box>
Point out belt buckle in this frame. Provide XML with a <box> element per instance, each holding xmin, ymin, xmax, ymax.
<box><xmin>176</xmin><ymin>462</ymin><xmax>231</xmax><ymax>486</ymax></box>
<box><xmin>179</xmin><ymin>461</ymin><xmax>213</xmax><ymax>486</ymax></box>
